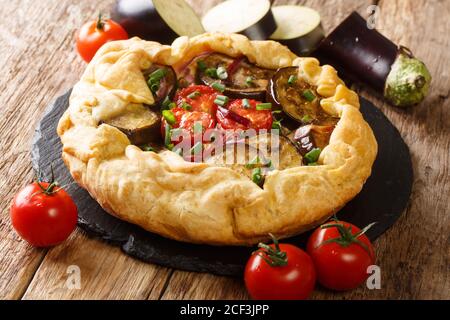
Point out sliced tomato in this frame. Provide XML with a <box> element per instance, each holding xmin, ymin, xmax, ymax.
<box><xmin>216</xmin><ymin>99</ymin><xmax>273</xmax><ymax>131</ymax></box>
<box><xmin>161</xmin><ymin>107</ymin><xmax>216</xmax><ymax>145</ymax></box>
<box><xmin>175</xmin><ymin>85</ymin><xmax>218</xmax><ymax>115</ymax></box>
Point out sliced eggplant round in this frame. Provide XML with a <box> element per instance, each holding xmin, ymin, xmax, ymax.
<box><xmin>202</xmin><ymin>0</ymin><xmax>276</xmax><ymax>40</ymax></box>
<box><xmin>205</xmin><ymin>133</ymin><xmax>302</xmax><ymax>181</ymax></box>
<box><xmin>112</xmin><ymin>0</ymin><xmax>204</xmax><ymax>44</ymax></box>
<box><xmin>195</xmin><ymin>53</ymin><xmax>274</xmax><ymax>100</ymax></box>
<box><xmin>270</xmin><ymin>5</ymin><xmax>325</xmax><ymax>57</ymax></box>
<box><xmin>103</xmin><ymin>104</ymin><xmax>161</xmax><ymax>145</ymax></box>
<box><xmin>268</xmin><ymin>67</ymin><xmax>338</xmax><ymax>126</ymax></box>
<box><xmin>293</xmin><ymin>124</ymin><xmax>335</xmax><ymax>162</ymax></box>
<box><xmin>143</xmin><ymin>64</ymin><xmax>177</xmax><ymax>106</ymax></box>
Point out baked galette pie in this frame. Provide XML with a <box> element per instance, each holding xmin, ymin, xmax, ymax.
<box><xmin>57</xmin><ymin>33</ymin><xmax>377</xmax><ymax>245</ymax></box>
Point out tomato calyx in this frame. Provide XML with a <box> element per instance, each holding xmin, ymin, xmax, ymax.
<box><xmin>254</xmin><ymin>233</ymin><xmax>288</xmax><ymax>267</ymax></box>
<box><xmin>319</xmin><ymin>217</ymin><xmax>377</xmax><ymax>257</ymax></box>
<box><xmin>33</xmin><ymin>167</ymin><xmax>60</xmax><ymax>197</ymax></box>
<box><xmin>96</xmin><ymin>13</ymin><xmax>105</xmax><ymax>31</ymax></box>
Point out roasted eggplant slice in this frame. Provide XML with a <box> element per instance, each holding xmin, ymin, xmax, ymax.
<box><xmin>205</xmin><ymin>133</ymin><xmax>302</xmax><ymax>183</ymax></box>
<box><xmin>103</xmin><ymin>104</ymin><xmax>161</xmax><ymax>145</ymax></box>
<box><xmin>268</xmin><ymin>67</ymin><xmax>338</xmax><ymax>126</ymax></box>
<box><xmin>195</xmin><ymin>53</ymin><xmax>274</xmax><ymax>100</ymax></box>
<box><xmin>293</xmin><ymin>124</ymin><xmax>335</xmax><ymax>162</ymax></box>
<box><xmin>143</xmin><ymin>64</ymin><xmax>177</xmax><ymax>106</ymax></box>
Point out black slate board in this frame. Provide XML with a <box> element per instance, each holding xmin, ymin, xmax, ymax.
<box><xmin>31</xmin><ymin>90</ymin><xmax>413</xmax><ymax>276</ymax></box>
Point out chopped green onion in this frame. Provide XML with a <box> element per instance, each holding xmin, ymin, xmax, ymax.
<box><xmin>308</xmin><ymin>162</ymin><xmax>319</xmax><ymax>166</ymax></box>
<box><xmin>193</xmin><ymin>122</ymin><xmax>203</xmax><ymax>134</ymax></box>
<box><xmin>181</xmin><ymin>102</ymin><xmax>192</xmax><ymax>110</ymax></box>
<box><xmin>148</xmin><ymin>68</ymin><xmax>167</xmax><ymax>81</ymax></box>
<box><xmin>205</xmin><ymin>68</ymin><xmax>218</xmax><ymax>78</ymax></box>
<box><xmin>251</xmin><ymin>168</ymin><xmax>264</xmax><ymax>186</ymax></box>
<box><xmin>246</xmin><ymin>76</ymin><xmax>254</xmax><ymax>86</ymax></box>
<box><xmin>161</xmin><ymin>96</ymin><xmax>172</xmax><ymax>110</ymax></box>
<box><xmin>162</xmin><ymin>110</ymin><xmax>176</xmax><ymax>125</ymax></box>
<box><xmin>190</xmin><ymin>142</ymin><xmax>203</xmax><ymax>155</ymax></box>
<box><xmin>150</xmin><ymin>83</ymin><xmax>159</xmax><ymax>93</ymax></box>
<box><xmin>187</xmin><ymin>91</ymin><xmax>201</xmax><ymax>99</ymax></box>
<box><xmin>302</xmin><ymin>89</ymin><xmax>316</xmax><ymax>102</ymax></box>
<box><xmin>216</xmin><ymin>66</ymin><xmax>228</xmax><ymax>80</ymax></box>
<box><xmin>168</xmin><ymin>102</ymin><xmax>176</xmax><ymax>109</ymax></box>
<box><xmin>242</xmin><ymin>98</ymin><xmax>250</xmax><ymax>109</ymax></box>
<box><xmin>214</xmin><ymin>95</ymin><xmax>229</xmax><ymax>106</ymax></box>
<box><xmin>140</xmin><ymin>144</ymin><xmax>154</xmax><ymax>152</ymax></box>
<box><xmin>272</xmin><ymin>110</ymin><xmax>282</xmax><ymax>114</ymax></box>
<box><xmin>272</xmin><ymin>118</ymin><xmax>283</xmax><ymax>130</ymax></box>
<box><xmin>256</xmin><ymin>103</ymin><xmax>272</xmax><ymax>110</ymax></box>
<box><xmin>197</xmin><ymin>60</ymin><xmax>207</xmax><ymax>71</ymax></box>
<box><xmin>304</xmin><ymin>148</ymin><xmax>321</xmax><ymax>163</ymax></box>
<box><xmin>288</xmin><ymin>75</ymin><xmax>297</xmax><ymax>85</ymax></box>
<box><xmin>245</xmin><ymin>156</ymin><xmax>271</xmax><ymax>169</ymax></box>
<box><xmin>211</xmin><ymin>82</ymin><xmax>226</xmax><ymax>93</ymax></box>
<box><xmin>301</xmin><ymin>115</ymin><xmax>313</xmax><ymax>123</ymax></box>
<box><xmin>164</xmin><ymin>124</ymin><xmax>172</xmax><ymax>147</ymax></box>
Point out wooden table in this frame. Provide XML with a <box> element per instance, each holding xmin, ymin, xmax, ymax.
<box><xmin>0</xmin><ymin>0</ymin><xmax>448</xmax><ymax>300</ymax></box>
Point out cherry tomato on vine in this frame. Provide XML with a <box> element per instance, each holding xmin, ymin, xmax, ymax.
<box><xmin>307</xmin><ymin>218</ymin><xmax>376</xmax><ymax>291</ymax></box>
<box><xmin>10</xmin><ymin>180</ymin><xmax>78</xmax><ymax>247</ymax></box>
<box><xmin>244</xmin><ymin>234</ymin><xmax>316</xmax><ymax>300</ymax></box>
<box><xmin>76</xmin><ymin>13</ymin><xmax>128</xmax><ymax>62</ymax></box>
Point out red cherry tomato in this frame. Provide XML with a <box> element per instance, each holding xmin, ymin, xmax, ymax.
<box><xmin>161</xmin><ymin>107</ymin><xmax>216</xmax><ymax>145</ymax></box>
<box><xmin>244</xmin><ymin>236</ymin><xmax>316</xmax><ymax>300</ymax></box>
<box><xmin>10</xmin><ymin>182</ymin><xmax>78</xmax><ymax>247</ymax></box>
<box><xmin>307</xmin><ymin>219</ymin><xmax>376</xmax><ymax>291</ymax></box>
<box><xmin>216</xmin><ymin>99</ymin><xmax>273</xmax><ymax>131</ymax></box>
<box><xmin>175</xmin><ymin>85</ymin><xmax>218</xmax><ymax>115</ymax></box>
<box><xmin>76</xmin><ymin>14</ymin><xmax>128</xmax><ymax>62</ymax></box>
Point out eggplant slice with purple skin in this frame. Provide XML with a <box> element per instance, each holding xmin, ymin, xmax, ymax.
<box><xmin>143</xmin><ymin>64</ymin><xmax>178</xmax><ymax>106</ymax></box>
<box><xmin>103</xmin><ymin>104</ymin><xmax>161</xmax><ymax>146</ymax></box>
<box><xmin>102</xmin><ymin>64</ymin><xmax>178</xmax><ymax>146</ymax></box>
<box><xmin>268</xmin><ymin>67</ymin><xmax>339</xmax><ymax>126</ymax></box>
<box><xmin>205</xmin><ymin>133</ymin><xmax>303</xmax><ymax>184</ymax></box>
<box><xmin>293</xmin><ymin>124</ymin><xmax>335</xmax><ymax>163</ymax></box>
<box><xmin>195</xmin><ymin>53</ymin><xmax>275</xmax><ymax>100</ymax></box>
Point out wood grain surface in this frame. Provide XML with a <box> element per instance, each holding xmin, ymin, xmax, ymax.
<box><xmin>0</xmin><ymin>0</ymin><xmax>448</xmax><ymax>300</ymax></box>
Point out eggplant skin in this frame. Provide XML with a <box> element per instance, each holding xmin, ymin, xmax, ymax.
<box><xmin>102</xmin><ymin>104</ymin><xmax>161</xmax><ymax>145</ymax></box>
<box><xmin>268</xmin><ymin>67</ymin><xmax>339</xmax><ymax>126</ymax></box>
<box><xmin>195</xmin><ymin>53</ymin><xmax>274</xmax><ymax>101</ymax></box>
<box><xmin>112</xmin><ymin>0</ymin><xmax>179</xmax><ymax>44</ymax></box>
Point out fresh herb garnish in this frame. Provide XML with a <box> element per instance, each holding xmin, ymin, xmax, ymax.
<box><xmin>302</xmin><ymin>89</ymin><xmax>316</xmax><ymax>102</ymax></box>
<box><xmin>187</xmin><ymin>91</ymin><xmax>201</xmax><ymax>99</ymax></box>
<box><xmin>216</xmin><ymin>66</ymin><xmax>228</xmax><ymax>80</ymax></box>
<box><xmin>246</xmin><ymin>76</ymin><xmax>254</xmax><ymax>86</ymax></box>
<box><xmin>251</xmin><ymin>167</ymin><xmax>264</xmax><ymax>186</ymax></box>
<box><xmin>301</xmin><ymin>115</ymin><xmax>313</xmax><ymax>123</ymax></box>
<box><xmin>256</xmin><ymin>103</ymin><xmax>272</xmax><ymax>110</ymax></box>
<box><xmin>304</xmin><ymin>148</ymin><xmax>321</xmax><ymax>164</ymax></box>
<box><xmin>197</xmin><ymin>60</ymin><xmax>207</xmax><ymax>71</ymax></box>
<box><xmin>212</xmin><ymin>82</ymin><xmax>226</xmax><ymax>93</ymax></box>
<box><xmin>288</xmin><ymin>75</ymin><xmax>297</xmax><ymax>86</ymax></box>
<box><xmin>181</xmin><ymin>102</ymin><xmax>192</xmax><ymax>110</ymax></box>
<box><xmin>147</xmin><ymin>68</ymin><xmax>167</xmax><ymax>93</ymax></box>
<box><xmin>205</xmin><ymin>67</ymin><xmax>218</xmax><ymax>78</ymax></box>
<box><xmin>162</xmin><ymin>110</ymin><xmax>176</xmax><ymax>125</ymax></box>
<box><xmin>242</xmin><ymin>98</ymin><xmax>250</xmax><ymax>109</ymax></box>
<box><xmin>214</xmin><ymin>95</ymin><xmax>229</xmax><ymax>106</ymax></box>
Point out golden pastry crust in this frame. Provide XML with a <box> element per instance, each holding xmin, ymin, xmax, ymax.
<box><xmin>57</xmin><ymin>33</ymin><xmax>377</xmax><ymax>245</ymax></box>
